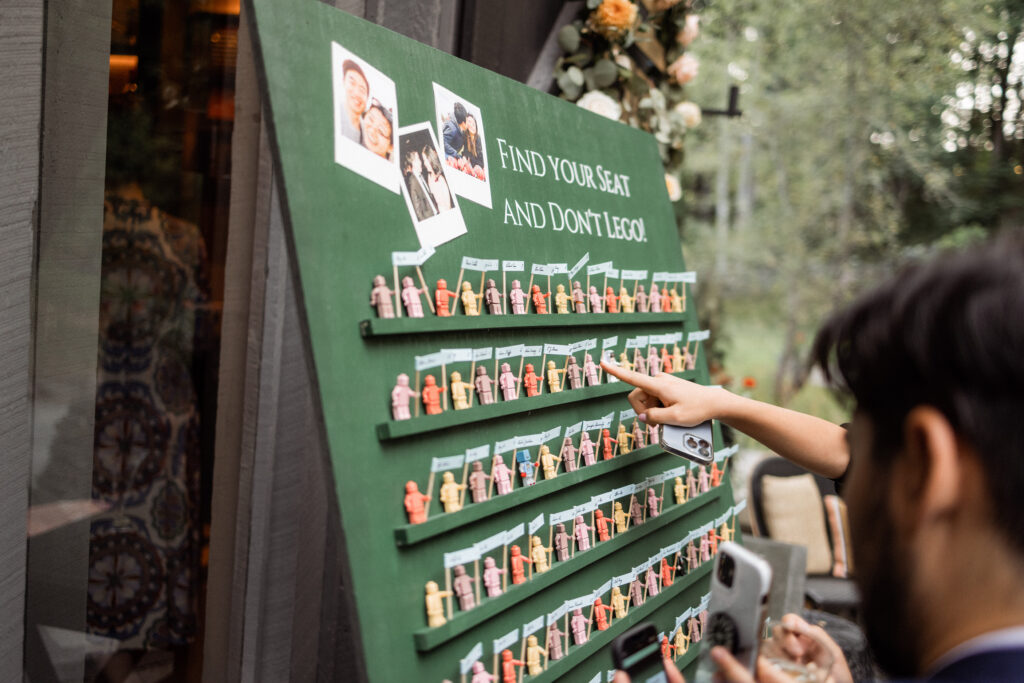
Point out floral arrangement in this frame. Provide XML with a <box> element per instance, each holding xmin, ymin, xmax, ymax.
<box><xmin>553</xmin><ymin>0</ymin><xmax>702</xmax><ymax>202</ymax></box>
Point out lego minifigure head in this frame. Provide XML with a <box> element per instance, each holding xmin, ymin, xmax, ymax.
<box><xmin>402</xmin><ymin>275</ymin><xmax>414</xmax><ymax>287</ymax></box>
<box><xmin>531</xmin><ymin>536</ymin><xmax>541</xmax><ymax>548</ymax></box>
<box><xmin>396</xmin><ymin>373</ymin><xmax>409</xmax><ymax>386</ymax></box>
<box><xmin>602</xmin><ymin>428</ymin><xmax>609</xmax><ymax>437</ymax></box>
<box><xmin>619</xmin><ymin>352</ymin><xmax>629</xmax><ymax>361</ymax></box>
<box><xmin>500</xmin><ymin>362</ymin><xmax>511</xmax><ymax>373</ymax></box>
<box><xmin>476</xmin><ymin>365</ymin><xmax>486</xmax><ymax>376</ymax></box>
<box><xmin>581</xmin><ymin>431</ymin><xmax>591</xmax><ymax>443</ymax></box>
<box><xmin>511</xmin><ymin>279</ymin><xmax>521</xmax><ymax>289</ymax></box>
<box><xmin>484</xmin><ymin>556</ymin><xmax>496</xmax><ymax>568</ymax></box>
<box><xmin>606</xmin><ymin>286</ymin><xmax>613</xmax><ymax>295</ymax></box>
<box><xmin>556</xmin><ymin>523</ymin><xmax>566</xmax><ymax>533</ymax></box>
<box><xmin>442</xmin><ymin>471</ymin><xmax>454</xmax><ymax>483</ymax></box>
<box><xmin>462</xmin><ymin>281</ymin><xmax>472</xmax><ymax>291</ymax></box>
<box><xmin>424</xmin><ymin>374</ymin><xmax>436</xmax><ymax>386</ymax></box>
<box><xmin>437</xmin><ymin>278</ymin><xmax>447</xmax><ymax>289</ymax></box>
<box><xmin>547</xmin><ymin>360</ymin><xmax>556</xmax><ymax>370</ymax></box>
<box><xmin>647</xmin><ymin>488</ymin><xmax>656</xmax><ymax>499</ymax></box>
<box><xmin>620</xmin><ymin>286</ymin><xmax>628</xmax><ymax>295</ymax></box>
<box><xmin>567</xmin><ymin>356</ymin><xmax>577</xmax><ymax>366</ymax></box>
<box><xmin>472</xmin><ymin>662</ymin><xmax>485</xmax><ymax>674</ymax></box>
<box><xmin>492</xmin><ymin>454</ymin><xmax>504</xmax><ymax>467</ymax></box>
<box><xmin>589</xmin><ymin>285</ymin><xmax>597</xmax><ymax>294</ymax></box>
<box><xmin>487</xmin><ymin>278</ymin><xmax>496</xmax><ymax>289</ymax></box>
<box><xmin>472</xmin><ymin>461</ymin><xmax>483</xmax><ymax>472</ymax></box>
<box><xmin>575</xmin><ymin>515</ymin><xmax>584</xmax><ymax>525</ymax></box>
<box><xmin>451</xmin><ymin>370</ymin><xmax>462</xmax><ymax>382</ymax></box>
<box><xmin>638</xmin><ymin>284</ymin><xmax>646</xmax><ymax>293</ymax></box>
<box><xmin>573</xmin><ymin>280</ymin><xmax>581</xmax><ymax>290</ymax></box>
<box><xmin>556</xmin><ymin>284</ymin><xmax>565</xmax><ymax>293</ymax></box>
<box><xmin>614</xmin><ymin>501</ymin><xmax>623</xmax><ymax>512</ymax></box>
<box><xmin>573</xmin><ymin>608</ymin><xmax>584</xmax><ymax>618</ymax></box>
<box><xmin>531</xmin><ymin>284</ymin><xmax>540</xmax><ymax>293</ymax></box>
<box><xmin>373</xmin><ymin>274</ymin><xmax>386</xmax><ymax>286</ymax></box>
<box><xmin>562</xmin><ymin>436</ymin><xmax>571</xmax><ymax>446</ymax></box>
<box><xmin>584</xmin><ymin>352</ymin><xmax>592</xmax><ymax>363</ymax></box>
<box><xmin>675</xmin><ymin>476</ymin><xmax>683</xmax><ymax>485</ymax></box>
<box><xmin>527</xmin><ymin>635</ymin><xmax>538</xmax><ymax>647</ymax></box>
<box><xmin>516</xmin><ymin>450</ymin><xmax>529</xmax><ymax>463</ymax></box>
<box><xmin>611</xmin><ymin>586</ymin><xmax>621</xmax><ymax>597</ymax></box>
<box><xmin>425</xmin><ymin>580</ymin><xmax>438</xmax><ymax>593</ymax></box>
<box><xmin>502</xmin><ymin>650</ymin><xmax>513</xmax><ymax>662</ymax></box>
<box><xmin>454</xmin><ymin>565</ymin><xmax>466</xmax><ymax>577</ymax></box>
<box><xmin>405</xmin><ymin>480</ymin><xmax>418</xmax><ymax>493</ymax></box>
<box><xmin>661</xmin><ymin>558</ymin><xmax>669</xmax><ymax>569</ymax></box>
<box><xmin>617</xmin><ymin>424</ymin><xmax>626</xmax><ymax>434</ymax></box>
<box><xmin>510</xmin><ymin>545</ymin><xmax>521</xmax><ymax>557</ymax></box>
<box><xmin>524</xmin><ymin>363</ymin><xmax>534</xmax><ymax>373</ymax></box>
<box><xmin>594</xmin><ymin>597</ymin><xmax>604</xmax><ymax>607</ymax></box>
<box><xmin>539</xmin><ymin>444</ymin><xmax>549</xmax><ymax>455</ymax></box>
<box><xmin>595</xmin><ymin>509</ymin><xmax>604</xmax><ymax>520</ymax></box>
<box><xmin>651</xmin><ymin>284</ymin><xmax>660</xmax><ymax>293</ymax></box>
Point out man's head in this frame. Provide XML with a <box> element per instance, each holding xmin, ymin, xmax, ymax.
<box><xmin>812</xmin><ymin>233</ymin><xmax>1024</xmax><ymax>676</ymax></box>
<box><xmin>342</xmin><ymin>60</ymin><xmax>369</xmax><ymax>121</ymax></box>
<box><xmin>453</xmin><ymin>102</ymin><xmax>468</xmax><ymax>129</ymax></box>
<box><xmin>402</xmin><ymin>148</ymin><xmax>422</xmax><ymax>177</ymax></box>
<box><xmin>361</xmin><ymin>100</ymin><xmax>393</xmax><ymax>159</ymax></box>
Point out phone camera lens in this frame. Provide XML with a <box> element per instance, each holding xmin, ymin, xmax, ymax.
<box><xmin>717</xmin><ymin>553</ymin><xmax>735</xmax><ymax>588</ymax></box>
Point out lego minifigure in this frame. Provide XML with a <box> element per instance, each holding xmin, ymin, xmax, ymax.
<box><xmin>649</xmin><ymin>284</ymin><xmax>663</xmax><ymax>313</ymax></box>
<box><xmin>470</xmin><ymin>366</ymin><xmax>493</xmax><ymax>406</ymax></box>
<box><xmin>660</xmin><ymin>558</ymin><xmax>673</xmax><ymax>588</ymax></box>
<box><xmin>571</xmin><ymin>281</ymin><xmax>587</xmax><ymax>313</ymax></box>
<box><xmin>545</xmin><ymin>360</ymin><xmax>565</xmax><ymax>393</ymax></box>
<box><xmin>435</xmin><ymin>278</ymin><xmax>458</xmax><ymax>317</ymax></box>
<box><xmin>553</xmin><ymin>524</ymin><xmax>571</xmax><ymax>562</ymax></box>
<box><xmin>648</xmin><ymin>423</ymin><xmax>660</xmax><ymax>445</ymax></box>
<box><xmin>670</xmin><ymin>286</ymin><xmax>684</xmax><ymax>312</ymax></box>
<box><xmin>461</xmin><ymin>281</ymin><xmax>482</xmax><ymax>316</ymax></box>
<box><xmin>483</xmin><ymin>557</ymin><xmax>507</xmax><ymax>593</ymax></box>
<box><xmin>559</xmin><ymin>436</ymin><xmax>578</xmax><ymax>473</ymax></box>
<box><xmin>613</xmin><ymin>501</ymin><xmax>629</xmax><ymax>534</ymax></box>
<box><xmin>661</xmin><ymin>636</ymin><xmax>674</xmax><ymax>660</ymax></box>
<box><xmin>401</xmin><ymin>276</ymin><xmax>426</xmax><ymax>318</ymax></box>
<box><xmin>617</xmin><ymin>352</ymin><xmax>634</xmax><ymax>372</ymax></box>
<box><xmin>661</xmin><ymin>346</ymin><xmax>674</xmax><ymax>373</ymax></box>
<box><xmin>634</xmin><ymin>352</ymin><xmax>647</xmax><ymax>376</ymax></box>
<box><xmin>370</xmin><ymin>275</ymin><xmax>395</xmax><ymax>318</ymax></box>
<box><xmin>686</xmin><ymin>468</ymin><xmax>698</xmax><ymax>499</ymax></box>
<box><xmin>537</xmin><ymin>444</ymin><xmax>561</xmax><ymax>480</ymax></box>
<box><xmin>635</xmin><ymin>284</ymin><xmax>649</xmax><ymax>312</ymax></box>
<box><xmin>582</xmin><ymin>352</ymin><xmax>600</xmax><ymax>386</ymax></box>
<box><xmin>439</xmin><ymin>471</ymin><xmax>466</xmax><ymax>513</ymax></box>
<box><xmin>632</xmin><ymin>420</ymin><xmax>646</xmax><ymax>449</ymax></box>
<box><xmin>522</xmin><ymin>363</ymin><xmax>540</xmax><ymax>397</ymax></box>
<box><xmin>570</xmin><ymin>609</ymin><xmax>589</xmax><ymax>645</ymax></box>
<box><xmin>645</xmin><ymin>566</ymin><xmax>659</xmax><ymax>598</ymax></box>
<box><xmin>421</xmin><ymin>375</ymin><xmax>445</xmax><ymax>415</ymax></box>
<box><xmin>619</xmin><ymin>286</ymin><xmax>634</xmax><ymax>313</ymax></box>
<box><xmin>498</xmin><ymin>362</ymin><xmax>519</xmax><ymax>401</ymax></box>
<box><xmin>673</xmin><ymin>476</ymin><xmax>687</xmax><ymax>505</ymax></box>
<box><xmin>573</xmin><ymin>515</ymin><xmax>592</xmax><ymax>552</ymax></box>
<box><xmin>592</xmin><ymin>597</ymin><xmax>614</xmax><ymax>630</ymax></box>
<box><xmin>674</xmin><ymin>626</ymin><xmax>690</xmax><ymax>658</ymax></box>
<box><xmin>647</xmin><ymin>347</ymin><xmax>662</xmax><ymax>375</ymax></box>
<box><xmin>699</xmin><ymin>534</ymin><xmax>710</xmax><ymax>563</ymax></box>
<box><xmin>547</xmin><ymin>623</ymin><xmax>566</xmax><ymax>661</ymax></box>
<box><xmin>471</xmin><ymin>660</ymin><xmax>495</xmax><ymax>683</ymax></box>
<box><xmin>509</xmin><ymin>545</ymin><xmax>532</xmax><ymax>584</ymax></box>
<box><xmin>710</xmin><ymin>462</ymin><xmax>723</xmax><ymax>488</ymax></box>
<box><xmin>425</xmin><ymin>581</ymin><xmax>453</xmax><ymax>627</ymax></box>
<box><xmin>525</xmin><ymin>635</ymin><xmax>547</xmax><ymax>676</ymax></box>
<box><xmin>508</xmin><ymin>280</ymin><xmax>527</xmax><ymax>314</ymax></box>
<box><xmin>492</xmin><ymin>454</ymin><xmax>513</xmax><ymax>496</ymax></box>
<box><xmin>699</xmin><ymin>609</ymin><xmax>708</xmax><ymax>636</ymax></box>
<box><xmin>708</xmin><ymin>528</ymin><xmax>721</xmax><ymax>556</ymax></box>
<box><xmin>500</xmin><ymin>650</ymin><xmax>525</xmax><ymax>683</ymax></box>
<box><xmin>594</xmin><ymin>509</ymin><xmax>610</xmax><ymax>542</ymax></box>
<box><xmin>530</xmin><ymin>536</ymin><xmax>551</xmax><ymax>573</ymax></box>
<box><xmin>588</xmin><ymin>285</ymin><xmax>604</xmax><ymax>312</ymax></box>
<box><xmin>452</xmin><ymin>564</ymin><xmax>476</xmax><ymax>611</ymax></box>
<box><xmin>565</xmin><ymin>356</ymin><xmax>582</xmax><ymax>390</ymax></box>
<box><xmin>579</xmin><ymin>432</ymin><xmax>596</xmax><ymax>467</ymax></box>
<box><xmin>646</xmin><ymin>487</ymin><xmax>662</xmax><ymax>518</ymax></box>
<box><xmin>403</xmin><ymin>481</ymin><xmax>430</xmax><ymax>524</ymax></box>
<box><xmin>610</xmin><ymin>586</ymin><xmax>629</xmax><ymax>619</ymax></box>
<box><xmin>516</xmin><ymin>449</ymin><xmax>536</xmax><ymax>487</ymax></box>
<box><xmin>629</xmin><ymin>496</ymin><xmax>644</xmax><ymax>527</ymax></box>
<box><xmin>629</xmin><ymin>577</ymin><xmax>644</xmax><ymax>608</ymax></box>
<box><xmin>615</xmin><ymin>424</ymin><xmax>633</xmax><ymax>455</ymax></box>
<box><xmin>720</xmin><ymin>521</ymin><xmax>733</xmax><ymax>543</ymax></box>
<box><xmin>604</xmin><ymin>286</ymin><xmax>619</xmax><ymax>313</ymax></box>
<box><xmin>450</xmin><ymin>371</ymin><xmax>472</xmax><ymax>410</ymax></box>
<box><xmin>686</xmin><ymin>541</ymin><xmax>699</xmax><ymax>572</ymax></box>
<box><xmin>484</xmin><ymin>278</ymin><xmax>502</xmax><ymax>315</ymax></box>
<box><xmin>600</xmin><ymin>428</ymin><xmax>615</xmax><ymax>460</ymax></box>
<box><xmin>391</xmin><ymin>374</ymin><xmax>418</xmax><ymax>421</ymax></box>
<box><xmin>468</xmin><ymin>461</ymin><xmax>491</xmax><ymax>503</ymax></box>
<box><xmin>554</xmin><ymin>283</ymin><xmax>571</xmax><ymax>314</ymax></box>
<box><xmin>530</xmin><ymin>284</ymin><xmax>550</xmax><ymax>314</ymax></box>
<box><xmin>698</xmin><ymin>465</ymin><xmax>710</xmax><ymax>494</ymax></box>
<box><xmin>687</xmin><ymin>615</ymin><xmax>702</xmax><ymax>643</ymax></box>
<box><xmin>672</xmin><ymin>343</ymin><xmax>685</xmax><ymax>372</ymax></box>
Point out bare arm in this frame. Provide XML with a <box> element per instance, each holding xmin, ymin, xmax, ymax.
<box><xmin>600</xmin><ymin>361</ymin><xmax>849</xmax><ymax>479</ymax></box>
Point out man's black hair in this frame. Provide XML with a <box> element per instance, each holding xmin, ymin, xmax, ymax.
<box><xmin>812</xmin><ymin>232</ymin><xmax>1024</xmax><ymax>554</ymax></box>
<box><xmin>342</xmin><ymin>59</ymin><xmax>368</xmax><ymax>88</ymax></box>
<box><xmin>453</xmin><ymin>102</ymin><xmax>468</xmax><ymax>125</ymax></box>
<box><xmin>402</xmin><ymin>148</ymin><xmax>419</xmax><ymax>173</ymax></box>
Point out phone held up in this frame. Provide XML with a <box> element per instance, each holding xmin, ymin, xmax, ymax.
<box><xmin>612</xmin><ymin>623</ymin><xmax>662</xmax><ymax>678</ymax></box>
<box><xmin>694</xmin><ymin>542</ymin><xmax>772</xmax><ymax>681</ymax></box>
<box><xmin>660</xmin><ymin>420</ymin><xmax>714</xmax><ymax>465</ymax></box>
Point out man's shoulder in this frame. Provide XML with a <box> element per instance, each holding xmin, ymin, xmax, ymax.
<box><xmin>929</xmin><ymin>647</ymin><xmax>1024</xmax><ymax>682</ymax></box>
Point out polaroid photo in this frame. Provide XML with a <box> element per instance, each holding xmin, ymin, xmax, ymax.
<box><xmin>398</xmin><ymin>122</ymin><xmax>468</xmax><ymax>249</ymax></box>
<box><xmin>432</xmin><ymin>83</ymin><xmax>492</xmax><ymax>208</ymax></box>
<box><xmin>331</xmin><ymin>42</ymin><xmax>400</xmax><ymax>193</ymax></box>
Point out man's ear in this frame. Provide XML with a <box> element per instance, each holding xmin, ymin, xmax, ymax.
<box><xmin>891</xmin><ymin>406</ymin><xmax>962</xmax><ymax>528</ymax></box>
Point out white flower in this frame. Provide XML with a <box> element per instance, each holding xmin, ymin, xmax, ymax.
<box><xmin>614</xmin><ymin>51</ymin><xmax>632</xmax><ymax>70</ymax></box>
<box><xmin>677</xmin><ymin>15</ymin><xmax>700</xmax><ymax>47</ymax></box>
<box><xmin>673</xmin><ymin>101</ymin><xmax>702</xmax><ymax>128</ymax></box>
<box><xmin>667</xmin><ymin>53</ymin><xmax>699</xmax><ymax>84</ymax></box>
<box><xmin>665</xmin><ymin>173</ymin><xmax>682</xmax><ymax>202</ymax></box>
<box><xmin>577</xmin><ymin>90</ymin><xmax>623</xmax><ymax>121</ymax></box>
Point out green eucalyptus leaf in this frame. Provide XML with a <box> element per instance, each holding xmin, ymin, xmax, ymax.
<box><xmin>558</xmin><ymin>25</ymin><xmax>581</xmax><ymax>53</ymax></box>
<box><xmin>567</xmin><ymin>65</ymin><xmax>585</xmax><ymax>87</ymax></box>
<box><xmin>592</xmin><ymin>58</ymin><xmax>619</xmax><ymax>88</ymax></box>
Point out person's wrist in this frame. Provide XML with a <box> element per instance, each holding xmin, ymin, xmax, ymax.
<box><xmin>710</xmin><ymin>386</ymin><xmax>743</xmax><ymax>423</ymax></box>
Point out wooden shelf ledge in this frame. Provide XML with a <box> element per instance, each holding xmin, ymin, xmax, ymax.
<box><xmin>360</xmin><ymin>311</ymin><xmax>690</xmax><ymax>337</ymax></box>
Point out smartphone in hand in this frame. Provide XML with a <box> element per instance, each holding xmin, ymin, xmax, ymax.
<box><xmin>612</xmin><ymin>623</ymin><xmax>662</xmax><ymax>677</ymax></box>
<box><xmin>660</xmin><ymin>420</ymin><xmax>715</xmax><ymax>465</ymax></box>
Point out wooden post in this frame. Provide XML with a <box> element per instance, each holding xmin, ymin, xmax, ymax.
<box><xmin>441</xmin><ymin>363</ymin><xmax>449</xmax><ymax>411</ymax></box>
<box><xmin>393</xmin><ymin>265</ymin><xmax>402</xmax><ymax>318</ymax></box>
<box><xmin>414</xmin><ymin>369</ymin><xmax>421</xmax><ymax>418</ymax></box>
<box><xmin>417</xmin><ymin>265</ymin><xmax>435</xmax><ymax>313</ymax></box>
<box><xmin>502</xmin><ymin>271</ymin><xmax>507</xmax><ymax>314</ymax></box>
<box><xmin>424</xmin><ymin>471</ymin><xmax>436</xmax><ymax>521</ymax></box>
<box><xmin>445</xmin><ymin>568</ymin><xmax>453</xmax><ymax>619</ymax></box>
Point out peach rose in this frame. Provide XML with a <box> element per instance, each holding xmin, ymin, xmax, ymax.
<box><xmin>674</xmin><ymin>101</ymin><xmax>702</xmax><ymax>128</ymax></box>
<box><xmin>664</xmin><ymin>173</ymin><xmax>682</xmax><ymax>202</ymax></box>
<box><xmin>591</xmin><ymin>0</ymin><xmax>638</xmax><ymax>40</ymax></box>
<box><xmin>667</xmin><ymin>53</ymin><xmax>699</xmax><ymax>84</ymax></box>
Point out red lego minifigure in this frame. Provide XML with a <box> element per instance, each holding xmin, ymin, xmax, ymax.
<box><xmin>604</xmin><ymin>286</ymin><xmax>619</xmax><ymax>313</ymax></box>
<box><xmin>522</xmin><ymin>363</ymin><xmax>540</xmax><ymax>397</ymax></box>
<box><xmin>592</xmin><ymin>597</ymin><xmax>615</xmax><ymax>631</ymax></box>
<box><xmin>710</xmin><ymin>462</ymin><xmax>723</xmax><ymax>488</ymax></box>
<box><xmin>434</xmin><ymin>278</ymin><xmax>458</xmax><ymax>317</ymax></box>
<box><xmin>509</xmin><ymin>544</ymin><xmax>533</xmax><ymax>584</ymax></box>
<box><xmin>500</xmin><ymin>650</ymin><xmax>525</xmax><ymax>683</ymax></box>
<box><xmin>530</xmin><ymin>284</ymin><xmax>550</xmax><ymax>314</ymax></box>
<box><xmin>661</xmin><ymin>635</ymin><xmax>675</xmax><ymax>660</ymax></box>
<box><xmin>403</xmin><ymin>481</ymin><xmax>430</xmax><ymax>524</ymax></box>
<box><xmin>660</xmin><ymin>557</ymin><xmax>673</xmax><ymax>588</ymax></box>
<box><xmin>594</xmin><ymin>509</ymin><xmax>611</xmax><ymax>542</ymax></box>
<box><xmin>661</xmin><ymin>346</ymin><xmax>674</xmax><ymax>373</ymax></box>
<box><xmin>421</xmin><ymin>374</ymin><xmax>445</xmax><ymax>415</ymax></box>
<box><xmin>601</xmin><ymin>428</ymin><xmax>615</xmax><ymax>460</ymax></box>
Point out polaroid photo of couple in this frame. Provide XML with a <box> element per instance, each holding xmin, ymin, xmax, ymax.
<box><xmin>432</xmin><ymin>83</ymin><xmax>492</xmax><ymax>209</ymax></box>
<box><xmin>397</xmin><ymin>122</ymin><xmax>467</xmax><ymax>249</ymax></box>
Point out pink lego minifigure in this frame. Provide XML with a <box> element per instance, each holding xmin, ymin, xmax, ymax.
<box><xmin>660</xmin><ymin>558</ymin><xmax>673</xmax><ymax>588</ymax></box>
<box><xmin>570</xmin><ymin>609</ymin><xmax>589</xmax><ymax>645</ymax></box>
<box><xmin>699</xmin><ymin>609</ymin><xmax>708</xmax><ymax>635</ymax></box>
<box><xmin>522</xmin><ymin>363</ymin><xmax>540</xmax><ymax>397</ymax></box>
<box><xmin>484</xmin><ymin>278</ymin><xmax>502</xmax><ymax>315</ymax></box>
<box><xmin>452</xmin><ymin>564</ymin><xmax>476</xmax><ymax>611</ymax></box>
<box><xmin>573</xmin><ymin>515</ymin><xmax>592</xmax><ymax>551</ymax></box>
<box><xmin>632</xmin><ymin>420</ymin><xmax>646</xmax><ymax>449</ymax></box>
<box><xmin>698</xmin><ymin>465</ymin><xmax>710</xmax><ymax>494</ymax></box>
<box><xmin>468</xmin><ymin>461</ymin><xmax>490</xmax><ymax>503</ymax></box>
<box><xmin>646</xmin><ymin>487</ymin><xmax>662</xmax><ymax>518</ymax></box>
<box><xmin>565</xmin><ymin>356</ymin><xmax>582</xmax><ymax>390</ymax></box>
<box><xmin>435</xmin><ymin>278</ymin><xmax>457</xmax><ymax>317</ymax></box>
<box><xmin>649</xmin><ymin>284</ymin><xmax>663</xmax><ymax>312</ymax></box>
<box><xmin>647</xmin><ymin>347</ymin><xmax>662</xmax><ymax>375</ymax></box>
<box><xmin>635</xmin><ymin>284</ymin><xmax>649</xmax><ymax>312</ymax></box>
<box><xmin>594</xmin><ymin>509</ymin><xmax>610</xmax><ymax>542</ymax></box>
<box><xmin>579</xmin><ymin>432</ymin><xmax>596</xmax><ymax>466</ymax></box>
<box><xmin>470</xmin><ymin>661</ymin><xmax>495</xmax><ymax>683</ymax></box>
<box><xmin>648</xmin><ymin>423</ymin><xmax>660</xmax><ymax>445</ymax></box>
<box><xmin>560</xmin><ymin>436</ymin><xmax>578</xmax><ymax>473</ymax></box>
<box><xmin>508</xmin><ymin>280</ymin><xmax>527</xmax><ymax>314</ymax></box>
<box><xmin>500</xmin><ymin>650</ymin><xmax>525</xmax><ymax>683</ymax></box>
<box><xmin>645</xmin><ymin>566</ymin><xmax>659</xmax><ymax>597</ymax></box>
<box><xmin>475</xmin><ymin>366</ymin><xmax>495</xmax><ymax>405</ymax></box>
<box><xmin>634</xmin><ymin>352</ymin><xmax>647</xmax><ymax>376</ymax></box>
<box><xmin>588</xmin><ymin>285</ymin><xmax>604</xmax><ymax>312</ymax></box>
<box><xmin>601</xmin><ymin>428</ymin><xmax>614</xmax><ymax>460</ymax></box>
<box><xmin>403</xmin><ymin>481</ymin><xmax>430</xmax><ymax>524</ymax></box>
<box><xmin>593</xmin><ymin>597</ymin><xmax>614</xmax><ymax>630</ymax></box>
<box><xmin>498</xmin><ymin>362</ymin><xmax>519</xmax><ymax>401</ymax></box>
<box><xmin>400</xmin><ymin>276</ymin><xmax>426</xmax><ymax>317</ymax></box>
<box><xmin>687</xmin><ymin>616</ymin><xmax>701</xmax><ymax>643</ymax></box>
<box><xmin>391</xmin><ymin>373</ymin><xmax>418</xmax><ymax>421</ymax></box>
<box><xmin>530</xmin><ymin>284</ymin><xmax>550</xmax><ymax>314</ymax></box>
<box><xmin>572</xmin><ymin>281</ymin><xmax>587</xmax><ymax>313</ymax></box>
<box><xmin>509</xmin><ymin>545</ymin><xmax>532</xmax><ymax>584</ymax></box>
<box><xmin>629</xmin><ymin>577</ymin><xmax>644</xmax><ymax>607</ymax></box>
<box><xmin>370</xmin><ymin>275</ymin><xmax>395</xmax><ymax>318</ymax></box>
<box><xmin>629</xmin><ymin>496</ymin><xmax>644</xmax><ymax>526</ymax></box>
<box><xmin>547</xmin><ymin>623</ymin><xmax>566</xmax><ymax>661</ymax></box>
<box><xmin>686</xmin><ymin>468</ymin><xmax>698</xmax><ymax>499</ymax></box>
<box><xmin>482</xmin><ymin>557</ymin><xmax>506</xmax><ymax>597</ymax></box>
<box><xmin>492</xmin><ymin>454</ymin><xmax>513</xmax><ymax>496</ymax></box>
<box><xmin>553</xmin><ymin>524</ymin><xmax>571</xmax><ymax>562</ymax></box>
<box><xmin>421</xmin><ymin>375</ymin><xmax>445</xmax><ymax>415</ymax></box>
<box><xmin>686</xmin><ymin>541</ymin><xmax>699</xmax><ymax>572</ymax></box>
<box><xmin>583</xmin><ymin>352</ymin><xmax>599</xmax><ymax>386</ymax></box>
<box><xmin>699</xmin><ymin>534</ymin><xmax>710</xmax><ymax>562</ymax></box>
<box><xmin>604</xmin><ymin>286</ymin><xmax>619</xmax><ymax>313</ymax></box>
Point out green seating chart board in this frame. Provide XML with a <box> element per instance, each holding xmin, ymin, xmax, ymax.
<box><xmin>247</xmin><ymin>1</ymin><xmax>742</xmax><ymax>680</ymax></box>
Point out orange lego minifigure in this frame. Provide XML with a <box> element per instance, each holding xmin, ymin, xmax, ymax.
<box><xmin>403</xmin><ymin>481</ymin><xmax>430</xmax><ymax>524</ymax></box>
<box><xmin>661</xmin><ymin>635</ymin><xmax>675</xmax><ymax>660</ymax></box>
<box><xmin>710</xmin><ymin>462</ymin><xmax>723</xmax><ymax>487</ymax></box>
<box><xmin>509</xmin><ymin>544</ymin><xmax>533</xmax><ymax>584</ymax></box>
<box><xmin>522</xmin><ymin>363</ymin><xmax>540</xmax><ymax>397</ymax></box>
<box><xmin>530</xmin><ymin>284</ymin><xmax>550</xmax><ymax>314</ymax></box>
<box><xmin>594</xmin><ymin>509</ymin><xmax>611</xmax><ymax>542</ymax></box>
<box><xmin>421</xmin><ymin>374</ymin><xmax>446</xmax><ymax>415</ymax></box>
<box><xmin>499</xmin><ymin>650</ymin><xmax>525</xmax><ymax>683</ymax></box>
<box><xmin>660</xmin><ymin>558</ymin><xmax>673</xmax><ymax>588</ymax></box>
<box><xmin>601</xmin><ymin>428</ymin><xmax>615</xmax><ymax>460</ymax></box>
<box><xmin>604</xmin><ymin>286</ymin><xmax>619</xmax><ymax>313</ymax></box>
<box><xmin>661</xmin><ymin>346</ymin><xmax>674</xmax><ymax>373</ymax></box>
<box><xmin>434</xmin><ymin>278</ymin><xmax>458</xmax><ymax>317</ymax></box>
<box><xmin>592</xmin><ymin>597</ymin><xmax>614</xmax><ymax>631</ymax></box>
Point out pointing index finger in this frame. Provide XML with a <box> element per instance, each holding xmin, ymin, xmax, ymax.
<box><xmin>600</xmin><ymin>360</ymin><xmax>661</xmax><ymax>393</ymax></box>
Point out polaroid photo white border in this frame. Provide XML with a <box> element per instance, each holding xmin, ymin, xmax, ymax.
<box><xmin>432</xmin><ymin>82</ymin><xmax>493</xmax><ymax>209</ymax></box>
<box><xmin>331</xmin><ymin>41</ymin><xmax>400</xmax><ymax>194</ymax></box>
<box><xmin>397</xmin><ymin>121</ymin><xmax>468</xmax><ymax>249</ymax></box>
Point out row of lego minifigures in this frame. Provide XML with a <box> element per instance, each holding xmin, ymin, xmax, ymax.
<box><xmin>392</xmin><ymin>333</ymin><xmax>701</xmax><ymax>421</ymax></box>
<box><xmin>434</xmin><ymin>503</ymin><xmax>745</xmax><ymax>683</ymax></box>
<box><xmin>422</xmin><ymin>460</ymin><xmax>732</xmax><ymax>627</ymax></box>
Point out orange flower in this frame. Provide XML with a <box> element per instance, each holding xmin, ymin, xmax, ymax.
<box><xmin>742</xmin><ymin>376</ymin><xmax>757</xmax><ymax>389</ymax></box>
<box><xmin>591</xmin><ymin>0</ymin><xmax>638</xmax><ymax>40</ymax></box>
